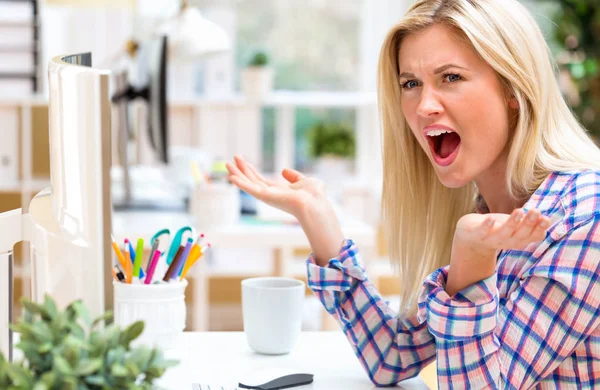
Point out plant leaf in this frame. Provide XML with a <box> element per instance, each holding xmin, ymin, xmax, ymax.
<box><xmin>120</xmin><ymin>321</ymin><xmax>144</xmax><ymax>345</ymax></box>
<box><xmin>91</xmin><ymin>311</ymin><xmax>113</xmax><ymax>329</ymax></box>
<box><xmin>110</xmin><ymin>363</ymin><xmax>128</xmax><ymax>377</ymax></box>
<box><xmin>84</xmin><ymin>375</ymin><xmax>107</xmax><ymax>387</ymax></box>
<box><xmin>75</xmin><ymin>358</ymin><xmax>103</xmax><ymax>376</ymax></box>
<box><xmin>43</xmin><ymin>295</ymin><xmax>58</xmax><ymax>321</ymax></box>
<box><xmin>53</xmin><ymin>355</ymin><xmax>73</xmax><ymax>375</ymax></box>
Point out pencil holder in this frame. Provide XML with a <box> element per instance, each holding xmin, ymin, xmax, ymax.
<box><xmin>113</xmin><ymin>280</ymin><xmax>187</xmax><ymax>351</ymax></box>
<box><xmin>190</xmin><ymin>182</ymin><xmax>240</xmax><ymax>229</ymax></box>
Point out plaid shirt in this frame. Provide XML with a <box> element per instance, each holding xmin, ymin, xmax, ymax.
<box><xmin>307</xmin><ymin>170</ymin><xmax>600</xmax><ymax>389</ymax></box>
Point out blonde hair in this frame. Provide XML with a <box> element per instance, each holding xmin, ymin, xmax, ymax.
<box><xmin>379</xmin><ymin>0</ymin><xmax>600</xmax><ymax>316</ymax></box>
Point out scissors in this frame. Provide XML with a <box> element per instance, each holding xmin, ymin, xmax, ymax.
<box><xmin>150</xmin><ymin>225</ymin><xmax>196</xmax><ymax>265</ymax></box>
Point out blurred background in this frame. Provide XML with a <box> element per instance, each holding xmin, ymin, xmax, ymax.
<box><xmin>0</xmin><ymin>0</ymin><xmax>595</xmax><ymax>332</ymax></box>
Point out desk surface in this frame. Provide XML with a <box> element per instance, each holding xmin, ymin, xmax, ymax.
<box><xmin>158</xmin><ymin>332</ymin><xmax>435</xmax><ymax>390</ymax></box>
<box><xmin>112</xmin><ymin>213</ymin><xmax>375</xmax><ymax>249</ymax></box>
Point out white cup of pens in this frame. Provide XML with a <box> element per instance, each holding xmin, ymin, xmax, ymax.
<box><xmin>111</xmin><ymin>232</ymin><xmax>211</xmax><ymax>350</ymax></box>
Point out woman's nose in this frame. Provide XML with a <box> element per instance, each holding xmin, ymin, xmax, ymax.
<box><xmin>416</xmin><ymin>88</ymin><xmax>443</xmax><ymax>118</ymax></box>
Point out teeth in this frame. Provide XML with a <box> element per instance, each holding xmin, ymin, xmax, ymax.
<box><xmin>426</xmin><ymin>129</ymin><xmax>454</xmax><ymax>137</ymax></box>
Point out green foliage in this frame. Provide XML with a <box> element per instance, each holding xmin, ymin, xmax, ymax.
<box><xmin>248</xmin><ymin>51</ymin><xmax>269</xmax><ymax>67</ymax></box>
<box><xmin>0</xmin><ymin>295</ymin><xmax>178</xmax><ymax>390</ymax></box>
<box><xmin>544</xmin><ymin>0</ymin><xmax>600</xmax><ymax>137</ymax></box>
<box><xmin>307</xmin><ymin>121</ymin><xmax>355</xmax><ymax>158</ymax></box>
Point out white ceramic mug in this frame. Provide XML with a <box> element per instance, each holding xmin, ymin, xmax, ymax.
<box><xmin>113</xmin><ymin>280</ymin><xmax>187</xmax><ymax>351</ymax></box>
<box><xmin>241</xmin><ymin>277</ymin><xmax>305</xmax><ymax>355</ymax></box>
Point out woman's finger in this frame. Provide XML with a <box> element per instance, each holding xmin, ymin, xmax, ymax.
<box><xmin>246</xmin><ymin>160</ymin><xmax>278</xmax><ymax>187</ymax></box>
<box><xmin>530</xmin><ymin>215</ymin><xmax>550</xmax><ymax>241</ymax></box>
<box><xmin>282</xmin><ymin>168</ymin><xmax>305</xmax><ymax>183</ymax></box>
<box><xmin>511</xmin><ymin>209</ymin><xmax>540</xmax><ymax>242</ymax></box>
<box><xmin>234</xmin><ymin>156</ymin><xmax>263</xmax><ymax>186</ymax></box>
<box><xmin>496</xmin><ymin>209</ymin><xmax>524</xmax><ymax>240</ymax></box>
<box><xmin>478</xmin><ymin>217</ymin><xmax>496</xmax><ymax>239</ymax></box>
<box><xmin>228</xmin><ymin>175</ymin><xmax>265</xmax><ymax>199</ymax></box>
<box><xmin>226</xmin><ymin>162</ymin><xmax>253</xmax><ymax>185</ymax></box>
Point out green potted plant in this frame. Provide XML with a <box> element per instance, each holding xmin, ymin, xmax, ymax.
<box><xmin>0</xmin><ymin>295</ymin><xmax>177</xmax><ymax>389</ymax></box>
<box><xmin>241</xmin><ymin>50</ymin><xmax>274</xmax><ymax>101</ymax></box>
<box><xmin>307</xmin><ymin>121</ymin><xmax>356</xmax><ymax>176</ymax></box>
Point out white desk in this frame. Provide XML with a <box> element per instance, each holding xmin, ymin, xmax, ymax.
<box><xmin>158</xmin><ymin>332</ymin><xmax>435</xmax><ymax>390</ymax></box>
<box><xmin>112</xmin><ymin>212</ymin><xmax>376</xmax><ymax>331</ymax></box>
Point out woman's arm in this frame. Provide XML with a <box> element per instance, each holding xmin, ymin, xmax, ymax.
<box><xmin>307</xmin><ymin>239</ymin><xmax>437</xmax><ymax>386</ymax></box>
<box><xmin>420</xmin><ymin>215</ymin><xmax>600</xmax><ymax>389</ymax></box>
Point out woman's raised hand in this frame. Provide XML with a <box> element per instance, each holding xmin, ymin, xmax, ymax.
<box><xmin>225</xmin><ymin>155</ymin><xmax>345</xmax><ymax>266</ymax></box>
<box><xmin>454</xmin><ymin>208</ymin><xmax>550</xmax><ymax>254</ymax></box>
<box><xmin>446</xmin><ymin>208</ymin><xmax>550</xmax><ymax>296</ymax></box>
<box><xmin>225</xmin><ymin>155</ymin><xmax>327</xmax><ymax>219</ymax></box>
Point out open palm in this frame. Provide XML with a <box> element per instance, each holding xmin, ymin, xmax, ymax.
<box><xmin>225</xmin><ymin>156</ymin><xmax>326</xmax><ymax>218</ymax></box>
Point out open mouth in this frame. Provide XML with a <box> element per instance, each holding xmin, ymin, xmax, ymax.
<box><xmin>426</xmin><ymin>129</ymin><xmax>461</xmax><ymax>165</ymax></box>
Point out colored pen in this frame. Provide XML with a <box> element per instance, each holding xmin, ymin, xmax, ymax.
<box><xmin>124</xmin><ymin>238</ymin><xmax>145</xmax><ymax>278</ymax></box>
<box><xmin>147</xmin><ymin>238</ymin><xmax>160</xmax><ymax>274</ymax></box>
<box><xmin>163</xmin><ymin>246</ymin><xmax>184</xmax><ymax>281</ymax></box>
<box><xmin>127</xmin><ymin>239</ymin><xmax>136</xmax><ymax>262</ymax></box>
<box><xmin>145</xmin><ymin>249</ymin><xmax>162</xmax><ymax>284</ymax></box>
<box><xmin>111</xmin><ymin>234</ymin><xmax>128</xmax><ymax>272</ymax></box>
<box><xmin>176</xmin><ymin>238</ymin><xmax>194</xmax><ymax>277</ymax></box>
<box><xmin>180</xmin><ymin>243</ymin><xmax>211</xmax><ymax>280</ymax></box>
<box><xmin>134</xmin><ymin>238</ymin><xmax>144</xmax><ymax>278</ymax></box>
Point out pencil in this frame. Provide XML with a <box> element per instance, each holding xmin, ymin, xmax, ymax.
<box><xmin>111</xmin><ymin>234</ymin><xmax>128</xmax><ymax>272</ymax></box>
<box><xmin>180</xmin><ymin>243</ymin><xmax>211</xmax><ymax>280</ymax></box>
<box><xmin>124</xmin><ymin>244</ymin><xmax>133</xmax><ymax>283</ymax></box>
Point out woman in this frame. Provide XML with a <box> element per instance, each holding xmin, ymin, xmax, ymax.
<box><xmin>226</xmin><ymin>0</ymin><xmax>600</xmax><ymax>388</ymax></box>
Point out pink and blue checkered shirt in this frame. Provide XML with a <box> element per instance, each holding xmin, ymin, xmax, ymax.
<box><xmin>307</xmin><ymin>170</ymin><xmax>600</xmax><ymax>389</ymax></box>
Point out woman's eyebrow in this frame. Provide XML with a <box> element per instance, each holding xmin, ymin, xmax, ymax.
<box><xmin>398</xmin><ymin>64</ymin><xmax>468</xmax><ymax>79</ymax></box>
<box><xmin>433</xmin><ymin>63</ymin><xmax>468</xmax><ymax>74</ymax></box>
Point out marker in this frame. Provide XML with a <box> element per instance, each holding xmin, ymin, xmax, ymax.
<box><xmin>163</xmin><ymin>246</ymin><xmax>184</xmax><ymax>281</ymax></box>
<box><xmin>147</xmin><ymin>238</ymin><xmax>160</xmax><ymax>274</ymax></box>
<box><xmin>134</xmin><ymin>238</ymin><xmax>144</xmax><ymax>278</ymax></box>
<box><xmin>144</xmin><ymin>250</ymin><xmax>162</xmax><ymax>285</ymax></box>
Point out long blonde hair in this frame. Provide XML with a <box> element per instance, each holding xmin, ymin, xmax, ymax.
<box><xmin>379</xmin><ymin>0</ymin><xmax>600</xmax><ymax>316</ymax></box>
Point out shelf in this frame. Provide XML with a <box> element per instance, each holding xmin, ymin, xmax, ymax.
<box><xmin>0</xmin><ymin>72</ymin><xmax>35</xmax><ymax>79</ymax></box>
<box><xmin>0</xmin><ymin>177</ymin><xmax>49</xmax><ymax>193</ymax></box>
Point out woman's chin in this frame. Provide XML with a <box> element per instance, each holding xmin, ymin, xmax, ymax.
<box><xmin>435</xmin><ymin>170</ymin><xmax>471</xmax><ymax>189</ymax></box>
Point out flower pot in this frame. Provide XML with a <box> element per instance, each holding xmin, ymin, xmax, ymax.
<box><xmin>314</xmin><ymin>156</ymin><xmax>354</xmax><ymax>177</ymax></box>
<box><xmin>241</xmin><ymin>66</ymin><xmax>274</xmax><ymax>101</ymax></box>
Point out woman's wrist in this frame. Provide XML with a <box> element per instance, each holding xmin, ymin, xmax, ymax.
<box><xmin>297</xmin><ymin>196</ymin><xmax>345</xmax><ymax>267</ymax></box>
<box><xmin>446</xmin><ymin>243</ymin><xmax>497</xmax><ymax>297</ymax></box>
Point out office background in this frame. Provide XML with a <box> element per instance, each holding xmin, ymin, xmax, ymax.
<box><xmin>0</xmin><ymin>0</ymin><xmax>585</xmax><ymax>332</ymax></box>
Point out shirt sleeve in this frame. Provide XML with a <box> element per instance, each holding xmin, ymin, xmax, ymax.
<box><xmin>418</xmin><ymin>216</ymin><xmax>600</xmax><ymax>389</ymax></box>
<box><xmin>306</xmin><ymin>239</ymin><xmax>436</xmax><ymax>386</ymax></box>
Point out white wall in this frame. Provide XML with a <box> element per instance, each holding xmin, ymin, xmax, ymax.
<box><xmin>40</xmin><ymin>4</ymin><xmax>134</xmax><ymax>93</ymax></box>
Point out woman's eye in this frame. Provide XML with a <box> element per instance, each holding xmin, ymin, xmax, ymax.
<box><xmin>401</xmin><ymin>80</ymin><xmax>419</xmax><ymax>89</ymax></box>
<box><xmin>444</xmin><ymin>73</ymin><xmax>462</xmax><ymax>83</ymax></box>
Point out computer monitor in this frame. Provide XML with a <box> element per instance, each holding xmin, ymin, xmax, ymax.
<box><xmin>29</xmin><ymin>52</ymin><xmax>113</xmax><ymax>320</ymax></box>
<box><xmin>112</xmin><ymin>35</ymin><xmax>168</xmax><ymax>163</ymax></box>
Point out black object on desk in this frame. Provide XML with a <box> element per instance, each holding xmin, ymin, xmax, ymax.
<box><xmin>239</xmin><ymin>373</ymin><xmax>314</xmax><ymax>390</ymax></box>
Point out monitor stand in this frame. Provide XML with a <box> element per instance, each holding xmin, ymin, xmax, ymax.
<box><xmin>111</xmin><ymin>165</ymin><xmax>187</xmax><ymax>212</ymax></box>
